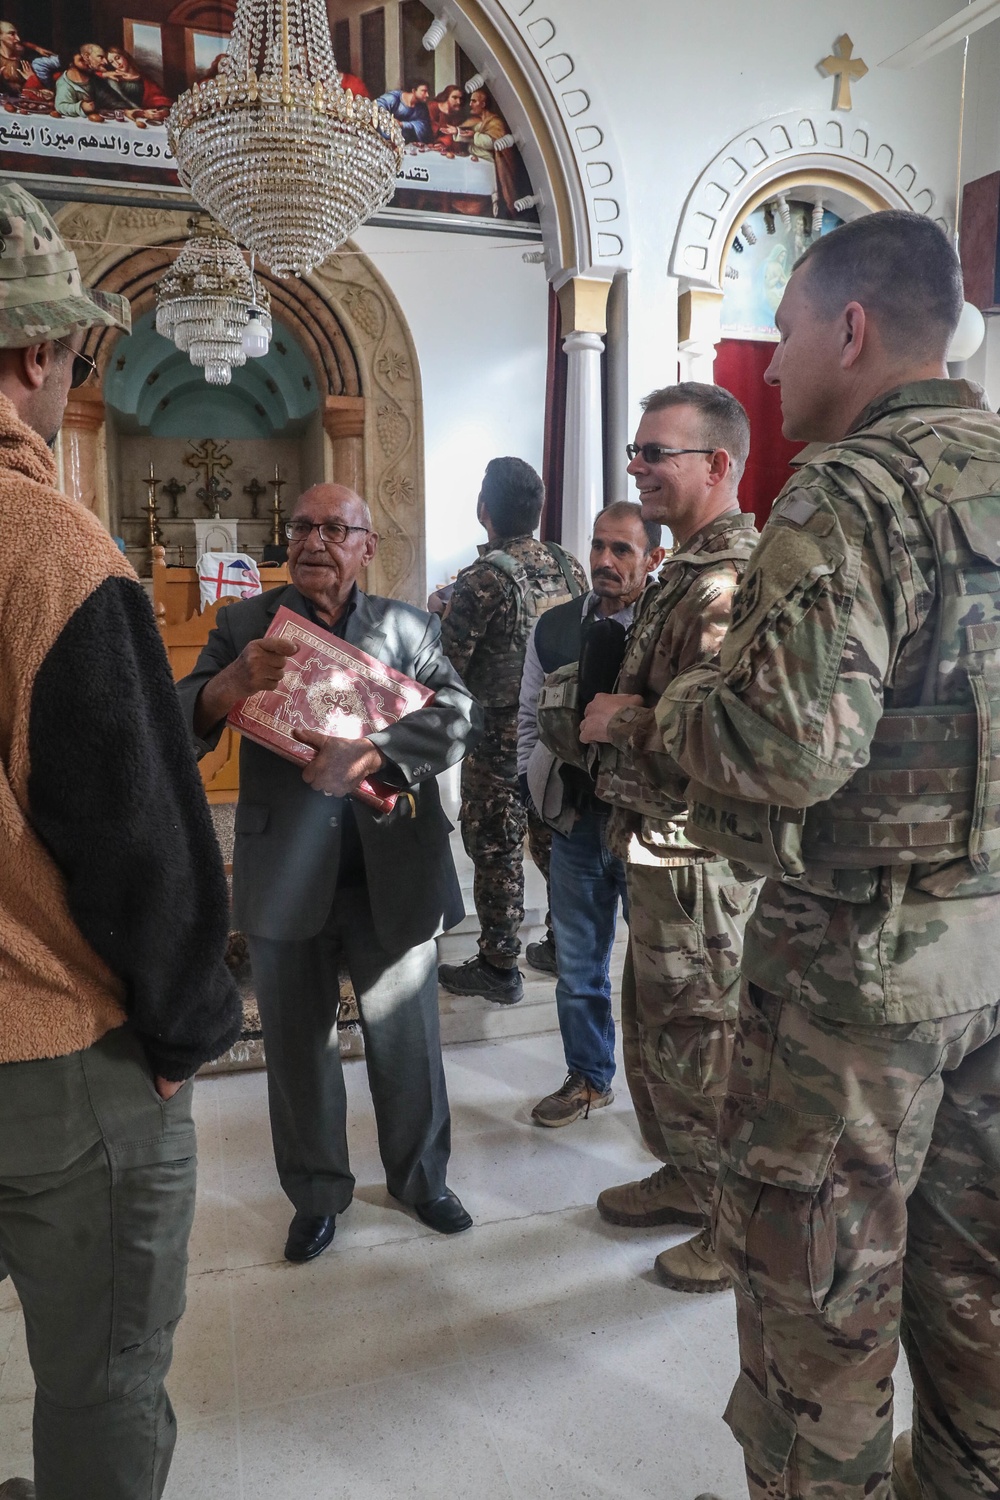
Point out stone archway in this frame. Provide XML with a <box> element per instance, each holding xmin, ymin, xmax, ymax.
<box><xmin>54</xmin><ymin>202</ymin><xmax>425</xmax><ymax>604</ymax></box>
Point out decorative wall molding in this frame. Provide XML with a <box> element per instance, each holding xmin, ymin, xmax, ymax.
<box><xmin>671</xmin><ymin>110</ymin><xmax>951</xmax><ymax>292</ymax></box>
<box><xmin>54</xmin><ymin>202</ymin><xmax>425</xmax><ymax>603</ymax></box>
<box><xmin>432</xmin><ymin>0</ymin><xmax>629</xmax><ymax>279</ymax></box>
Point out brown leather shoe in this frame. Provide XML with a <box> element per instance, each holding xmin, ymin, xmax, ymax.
<box><xmin>655</xmin><ymin>1230</ymin><xmax>733</xmax><ymax>1294</ymax></box>
<box><xmin>597</xmin><ymin>1164</ymin><xmax>705</xmax><ymax>1227</ymax></box>
<box><xmin>531</xmin><ymin>1072</ymin><xmax>613</xmax><ymax>1127</ymax></box>
<box><xmin>892</xmin><ymin>1432</ymin><xmax>922</xmax><ymax>1500</ymax></box>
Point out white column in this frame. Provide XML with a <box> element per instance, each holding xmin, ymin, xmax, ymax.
<box><xmin>560</xmin><ymin>329</ymin><xmax>606</xmax><ymax>565</ymax></box>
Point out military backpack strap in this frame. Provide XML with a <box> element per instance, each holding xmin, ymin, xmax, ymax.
<box><xmin>544</xmin><ymin>542</ymin><xmax>584</xmax><ymax>598</ymax></box>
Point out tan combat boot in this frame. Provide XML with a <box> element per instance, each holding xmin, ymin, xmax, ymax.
<box><xmin>891</xmin><ymin>1433</ymin><xmax>922</xmax><ymax>1500</ymax></box>
<box><xmin>655</xmin><ymin>1229</ymin><xmax>733</xmax><ymax>1294</ymax></box>
<box><xmin>596</xmin><ymin>1163</ymin><xmax>705</xmax><ymax>1228</ymax></box>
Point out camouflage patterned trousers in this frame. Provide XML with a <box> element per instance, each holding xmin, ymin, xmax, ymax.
<box><xmin>460</xmin><ymin>708</ymin><xmax>551</xmax><ymax>968</ymax></box>
<box><xmin>716</xmin><ymin>980</ymin><xmax>1000</xmax><ymax>1500</ymax></box>
<box><xmin>622</xmin><ymin>859</ymin><xmax>759</xmax><ymax>1217</ymax></box>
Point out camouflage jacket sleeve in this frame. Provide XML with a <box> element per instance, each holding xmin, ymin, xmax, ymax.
<box><xmin>605</xmin><ymin>560</ymin><xmax>743</xmax><ymax>795</ymax></box>
<box><xmin>438</xmin><ymin>560</ymin><xmax>515</xmax><ymax>681</ymax></box>
<box><xmin>654</xmin><ymin>470</ymin><xmax>898</xmax><ymax>808</ymax></box>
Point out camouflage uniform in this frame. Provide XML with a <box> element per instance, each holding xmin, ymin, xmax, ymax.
<box><xmin>656</xmin><ymin>381</ymin><xmax>1000</xmax><ymax>1500</ymax></box>
<box><xmin>441</xmin><ymin>536</ymin><xmax>586</xmax><ymax>968</ymax></box>
<box><xmin>597</xmin><ymin>510</ymin><xmax>761</xmax><ymax>1217</ymax></box>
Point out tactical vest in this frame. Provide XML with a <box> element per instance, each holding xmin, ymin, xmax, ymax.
<box><xmin>686</xmin><ymin>411</ymin><xmax>1000</xmax><ymax>898</ymax></box>
<box><xmin>594</xmin><ymin>528</ymin><xmax>759</xmax><ymax>822</ymax></box>
<box><xmin>466</xmin><ymin>542</ymin><xmax>583</xmax><ymax>708</ymax></box>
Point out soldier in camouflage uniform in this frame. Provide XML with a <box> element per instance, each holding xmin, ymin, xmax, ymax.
<box><xmin>657</xmin><ymin>214</ymin><xmax>1000</xmax><ymax>1500</ymax></box>
<box><xmin>438</xmin><ymin>456</ymin><xmax>586</xmax><ymax>1004</ymax></box>
<box><xmin>579</xmin><ymin>383</ymin><xmax>762</xmax><ymax>1293</ymax></box>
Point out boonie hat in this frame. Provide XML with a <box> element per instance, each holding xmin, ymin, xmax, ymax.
<box><xmin>0</xmin><ymin>180</ymin><xmax>130</xmax><ymax>347</ymax></box>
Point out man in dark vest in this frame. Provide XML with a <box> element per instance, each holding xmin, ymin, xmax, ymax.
<box><xmin>438</xmin><ymin>457</ymin><xmax>587</xmax><ymax>1004</ymax></box>
<box><xmin>519</xmin><ymin>501</ymin><xmax>664</xmax><ymax>1125</ymax></box>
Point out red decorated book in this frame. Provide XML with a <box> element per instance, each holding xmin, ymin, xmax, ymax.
<box><xmin>227</xmin><ymin>605</ymin><xmax>433</xmax><ymax>812</ymax></box>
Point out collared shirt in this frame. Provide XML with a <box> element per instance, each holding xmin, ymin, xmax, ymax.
<box><xmin>517</xmin><ymin>590</ymin><xmax>640</xmax><ymax>776</ymax></box>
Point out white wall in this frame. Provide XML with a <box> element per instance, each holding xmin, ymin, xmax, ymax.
<box><xmin>352</xmin><ymin>223</ymin><xmax>550</xmax><ymax>596</ymax></box>
<box><xmin>958</xmin><ymin>17</ymin><xmax>1000</xmax><ymax>404</ymax></box>
<box><xmin>500</xmin><ymin>0</ymin><xmax>967</xmax><ymax>420</ymax></box>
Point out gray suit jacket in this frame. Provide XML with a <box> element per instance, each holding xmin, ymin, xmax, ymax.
<box><xmin>176</xmin><ymin>584</ymin><xmax>482</xmax><ymax>950</ymax></box>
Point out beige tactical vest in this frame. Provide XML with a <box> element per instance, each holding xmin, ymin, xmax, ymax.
<box><xmin>466</xmin><ymin>542</ymin><xmax>582</xmax><ymax>709</ymax></box>
<box><xmin>687</xmin><ymin>409</ymin><xmax>1000</xmax><ymax>899</ymax></box>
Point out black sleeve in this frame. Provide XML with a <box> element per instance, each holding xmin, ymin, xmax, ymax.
<box><xmin>368</xmin><ymin>611</ymin><xmax>484</xmax><ymax>786</ymax></box>
<box><xmin>28</xmin><ymin>577</ymin><xmax>242</xmax><ymax>1080</ymax></box>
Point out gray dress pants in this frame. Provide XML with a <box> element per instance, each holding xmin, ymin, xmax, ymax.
<box><xmin>0</xmin><ymin>1025</ymin><xmax>197</xmax><ymax>1500</ymax></box>
<box><xmin>248</xmin><ymin>884</ymin><xmax>451</xmax><ymax>1216</ymax></box>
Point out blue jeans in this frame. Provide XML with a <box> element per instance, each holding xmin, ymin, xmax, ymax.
<box><xmin>549</xmin><ymin>807</ymin><xmax>629</xmax><ymax>1092</ymax></box>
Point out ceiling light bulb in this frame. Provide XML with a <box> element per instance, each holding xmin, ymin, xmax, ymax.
<box><xmin>947</xmin><ymin>300</ymin><xmax>986</xmax><ymax>363</ymax></box>
<box><xmin>242</xmin><ymin>309</ymin><xmax>271</xmax><ymax>357</ymax></box>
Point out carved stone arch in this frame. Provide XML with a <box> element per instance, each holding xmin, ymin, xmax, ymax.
<box><xmin>430</xmin><ymin>0</ymin><xmax>629</xmax><ymax>282</ymax></box>
<box><xmin>669</xmin><ymin>110</ymin><xmax>954</xmax><ymax>381</ymax></box>
<box><xmin>672</xmin><ymin>110</ymin><xmax>950</xmax><ymax>293</ymax></box>
<box><xmin>53</xmin><ymin>201</ymin><xmax>425</xmax><ymax>603</ymax></box>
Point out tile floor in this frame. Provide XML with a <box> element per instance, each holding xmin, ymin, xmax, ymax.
<box><xmin>0</xmin><ymin>1022</ymin><xmax>914</xmax><ymax>1500</ymax></box>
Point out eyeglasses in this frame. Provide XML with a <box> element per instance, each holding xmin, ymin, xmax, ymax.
<box><xmin>53</xmin><ymin>339</ymin><xmax>99</xmax><ymax>389</ymax></box>
<box><xmin>625</xmin><ymin>443</ymin><xmax>716</xmax><ymax>463</ymax></box>
<box><xmin>285</xmin><ymin>519</ymin><xmax>372</xmax><ymax>546</ymax></box>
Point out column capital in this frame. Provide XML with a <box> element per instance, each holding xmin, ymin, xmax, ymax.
<box><xmin>557</xmin><ymin>276</ymin><xmax>612</xmax><ymax>337</ymax></box>
<box><xmin>322</xmin><ymin>394</ymin><xmax>365</xmax><ymax>440</ymax></box>
<box><xmin>562</xmin><ymin>329</ymin><xmax>605</xmax><ymax>355</ymax></box>
<box><xmin>62</xmin><ymin>385</ymin><xmax>106</xmax><ymax>432</ymax></box>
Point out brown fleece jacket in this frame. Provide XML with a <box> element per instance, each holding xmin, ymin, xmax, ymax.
<box><xmin>0</xmin><ymin>392</ymin><xmax>240</xmax><ymax>1076</ymax></box>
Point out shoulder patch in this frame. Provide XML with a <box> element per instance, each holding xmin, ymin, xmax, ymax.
<box><xmin>775</xmin><ymin>494</ymin><xmax>820</xmax><ymax>527</ymax></box>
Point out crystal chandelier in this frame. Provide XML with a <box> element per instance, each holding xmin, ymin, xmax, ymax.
<box><xmin>155</xmin><ymin>220</ymin><xmax>272</xmax><ymax>386</ymax></box>
<box><xmin>167</xmin><ymin>0</ymin><xmax>404</xmax><ymax>277</ymax></box>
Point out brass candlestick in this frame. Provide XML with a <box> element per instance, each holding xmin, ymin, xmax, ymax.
<box><xmin>143</xmin><ymin>460</ymin><xmax>162</xmax><ymax>550</ymax></box>
<box><xmin>268</xmin><ymin>463</ymin><xmax>287</xmax><ymax>546</ymax></box>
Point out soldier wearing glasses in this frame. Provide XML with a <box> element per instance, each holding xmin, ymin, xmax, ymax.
<box><xmin>577</xmin><ymin>384</ymin><xmax>761</xmax><ymax>1293</ymax></box>
<box><xmin>178</xmin><ymin>483</ymin><xmax>482</xmax><ymax>1262</ymax></box>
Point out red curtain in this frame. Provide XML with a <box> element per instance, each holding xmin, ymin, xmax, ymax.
<box><xmin>713</xmin><ymin>339</ymin><xmax>804</xmax><ymax>528</ymax></box>
<box><xmin>541</xmin><ymin>287</ymin><xmax>567</xmax><ymax>542</ymax></box>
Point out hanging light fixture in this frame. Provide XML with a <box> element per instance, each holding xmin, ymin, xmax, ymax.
<box><xmin>167</xmin><ymin>0</ymin><xmax>404</xmax><ymax>278</ymax></box>
<box><xmin>155</xmin><ymin>220</ymin><xmax>271</xmax><ymax>386</ymax></box>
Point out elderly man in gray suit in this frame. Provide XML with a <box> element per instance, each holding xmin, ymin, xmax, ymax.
<box><xmin>178</xmin><ymin>483</ymin><xmax>482</xmax><ymax>1262</ymax></box>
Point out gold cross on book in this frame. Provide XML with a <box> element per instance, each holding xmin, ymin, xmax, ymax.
<box><xmin>820</xmin><ymin>34</ymin><xmax>868</xmax><ymax>111</ymax></box>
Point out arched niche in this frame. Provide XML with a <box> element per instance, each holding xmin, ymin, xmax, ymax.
<box><xmin>53</xmin><ymin>201</ymin><xmax>425</xmax><ymax>604</ymax></box>
<box><xmin>670</xmin><ymin>111</ymin><xmax>948</xmax><ymax>382</ymax></box>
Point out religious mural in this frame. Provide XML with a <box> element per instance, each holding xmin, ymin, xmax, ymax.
<box><xmin>0</xmin><ymin>0</ymin><xmax>538</xmax><ymax>226</ymax></box>
<box><xmin>721</xmin><ymin>199</ymin><xmax>845</xmax><ymax>340</ymax></box>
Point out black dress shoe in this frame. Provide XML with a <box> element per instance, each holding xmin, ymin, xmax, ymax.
<box><xmin>284</xmin><ymin>1212</ymin><xmax>336</xmax><ymax>1262</ymax></box>
<box><xmin>413</xmin><ymin>1189</ymin><xmax>473</xmax><ymax>1234</ymax></box>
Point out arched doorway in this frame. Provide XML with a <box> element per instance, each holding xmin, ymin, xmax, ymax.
<box><xmin>713</xmin><ymin>183</ymin><xmax>870</xmax><ymax>526</ymax></box>
<box><xmin>53</xmin><ymin>201</ymin><xmax>426</xmax><ymax>603</ymax></box>
<box><xmin>671</xmin><ymin>113</ymin><xmax>947</xmax><ymax>526</ymax></box>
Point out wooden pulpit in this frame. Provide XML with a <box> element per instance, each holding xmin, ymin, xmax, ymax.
<box><xmin>152</xmin><ymin>545</ymin><xmax>289</xmax><ymax>803</ymax></box>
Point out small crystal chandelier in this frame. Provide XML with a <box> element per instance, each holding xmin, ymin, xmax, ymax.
<box><xmin>155</xmin><ymin>220</ymin><xmax>272</xmax><ymax>386</ymax></box>
<box><xmin>167</xmin><ymin>0</ymin><xmax>404</xmax><ymax>277</ymax></box>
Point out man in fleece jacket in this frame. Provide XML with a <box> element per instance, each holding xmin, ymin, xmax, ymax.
<box><xmin>0</xmin><ymin>183</ymin><xmax>240</xmax><ymax>1500</ymax></box>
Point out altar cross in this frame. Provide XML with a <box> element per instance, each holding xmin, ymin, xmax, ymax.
<box><xmin>184</xmin><ymin>439</ymin><xmax>233</xmax><ymax>492</ymax></box>
<box><xmin>161</xmin><ymin>476</ymin><xmax>186</xmax><ymax>519</ymax></box>
<box><xmin>820</xmin><ymin>34</ymin><xmax>868</xmax><ymax>111</ymax></box>
<box><xmin>243</xmin><ymin>476</ymin><xmax>268</xmax><ymax>519</ymax></box>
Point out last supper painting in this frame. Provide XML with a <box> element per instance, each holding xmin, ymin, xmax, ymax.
<box><xmin>0</xmin><ymin>0</ymin><xmax>537</xmax><ymax>223</ymax></box>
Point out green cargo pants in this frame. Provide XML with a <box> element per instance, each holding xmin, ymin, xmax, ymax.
<box><xmin>0</xmin><ymin>1024</ymin><xmax>197</xmax><ymax>1500</ymax></box>
<box><xmin>717</xmin><ymin>981</ymin><xmax>1000</xmax><ymax>1499</ymax></box>
<box><xmin>622</xmin><ymin>859</ymin><xmax>759</xmax><ymax>1217</ymax></box>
